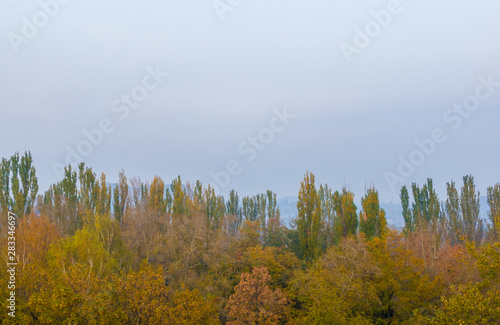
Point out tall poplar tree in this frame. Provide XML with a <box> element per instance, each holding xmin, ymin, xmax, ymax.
<box><xmin>297</xmin><ymin>172</ymin><xmax>321</xmax><ymax>261</ymax></box>
<box><xmin>444</xmin><ymin>175</ymin><xmax>484</xmax><ymax>245</ymax></box>
<box><xmin>113</xmin><ymin>170</ymin><xmax>129</xmax><ymax>223</ymax></box>
<box><xmin>0</xmin><ymin>152</ymin><xmax>38</xmax><ymax>218</ymax></box>
<box><xmin>487</xmin><ymin>184</ymin><xmax>500</xmax><ymax>240</ymax></box>
<box><xmin>359</xmin><ymin>187</ymin><xmax>387</xmax><ymax>239</ymax></box>
<box><xmin>331</xmin><ymin>188</ymin><xmax>358</xmax><ymax>242</ymax></box>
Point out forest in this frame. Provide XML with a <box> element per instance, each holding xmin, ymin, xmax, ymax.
<box><xmin>0</xmin><ymin>151</ymin><xmax>499</xmax><ymax>324</ymax></box>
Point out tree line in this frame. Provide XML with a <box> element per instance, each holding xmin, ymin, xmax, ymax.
<box><xmin>0</xmin><ymin>151</ymin><xmax>499</xmax><ymax>324</ymax></box>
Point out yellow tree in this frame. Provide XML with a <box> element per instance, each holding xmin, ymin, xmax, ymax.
<box><xmin>369</xmin><ymin>231</ymin><xmax>444</xmax><ymax>322</ymax></box>
<box><xmin>28</xmin><ymin>223</ymin><xmax>120</xmax><ymax>324</ymax></box>
<box><xmin>290</xmin><ymin>236</ymin><xmax>378</xmax><ymax>324</ymax></box>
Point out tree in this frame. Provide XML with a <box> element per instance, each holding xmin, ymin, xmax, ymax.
<box><xmin>0</xmin><ymin>157</ymin><xmax>10</xmax><ymax>216</ymax></box>
<box><xmin>171</xmin><ymin>175</ymin><xmax>188</xmax><ymax>217</ymax></box>
<box><xmin>359</xmin><ymin>187</ymin><xmax>387</xmax><ymax>239</ymax></box>
<box><xmin>416</xmin><ymin>230</ymin><xmax>500</xmax><ymax>324</ymax></box>
<box><xmin>38</xmin><ymin>164</ymin><xmax>78</xmax><ymax>235</ymax></box>
<box><xmin>226</xmin><ymin>189</ymin><xmax>242</xmax><ymax>234</ymax></box>
<box><xmin>28</xmin><ymin>223</ymin><xmax>120</xmax><ymax>324</ymax></box>
<box><xmin>0</xmin><ymin>152</ymin><xmax>38</xmax><ymax>218</ymax></box>
<box><xmin>296</xmin><ymin>172</ymin><xmax>322</xmax><ymax>261</ymax></box>
<box><xmin>204</xmin><ymin>185</ymin><xmax>226</xmax><ymax>229</ymax></box>
<box><xmin>460</xmin><ymin>175</ymin><xmax>483</xmax><ymax>245</ymax></box>
<box><xmin>334</xmin><ymin>188</ymin><xmax>358</xmax><ymax>241</ymax></box>
<box><xmin>95</xmin><ymin>173</ymin><xmax>112</xmax><ymax>216</ymax></box>
<box><xmin>9</xmin><ymin>152</ymin><xmax>39</xmax><ymax>217</ymax></box>
<box><xmin>149</xmin><ymin>175</ymin><xmax>166</xmax><ymax>215</ymax></box>
<box><xmin>444</xmin><ymin>175</ymin><xmax>484</xmax><ymax>245</ymax></box>
<box><xmin>114</xmin><ymin>262</ymin><xmax>170</xmax><ymax>324</ymax></box>
<box><xmin>227</xmin><ymin>267</ymin><xmax>290</xmax><ymax>325</ymax></box>
<box><xmin>487</xmin><ymin>184</ymin><xmax>500</xmax><ymax>240</ymax></box>
<box><xmin>401</xmin><ymin>185</ymin><xmax>413</xmax><ymax>235</ymax></box>
<box><xmin>318</xmin><ymin>184</ymin><xmax>336</xmax><ymax>248</ymax></box>
<box><xmin>400</xmin><ymin>178</ymin><xmax>441</xmax><ymax>236</ymax></box>
<box><xmin>78</xmin><ymin>162</ymin><xmax>99</xmax><ymax>214</ymax></box>
<box><xmin>369</xmin><ymin>231</ymin><xmax>444</xmax><ymax>323</ymax></box>
<box><xmin>113</xmin><ymin>169</ymin><xmax>129</xmax><ymax>223</ymax></box>
<box><xmin>168</xmin><ymin>287</ymin><xmax>220</xmax><ymax>325</ymax></box>
<box><xmin>291</xmin><ymin>236</ymin><xmax>378</xmax><ymax>324</ymax></box>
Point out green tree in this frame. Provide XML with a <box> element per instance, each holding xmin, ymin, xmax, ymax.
<box><xmin>487</xmin><ymin>184</ymin><xmax>500</xmax><ymax>240</ymax></box>
<box><xmin>78</xmin><ymin>163</ymin><xmax>99</xmax><ymax>213</ymax></box>
<box><xmin>444</xmin><ymin>175</ymin><xmax>484</xmax><ymax>245</ymax></box>
<box><xmin>334</xmin><ymin>188</ymin><xmax>358</xmax><ymax>241</ymax></box>
<box><xmin>400</xmin><ymin>178</ymin><xmax>440</xmax><ymax>235</ymax></box>
<box><xmin>204</xmin><ymin>185</ymin><xmax>226</xmax><ymax>229</ymax></box>
<box><xmin>297</xmin><ymin>172</ymin><xmax>322</xmax><ymax>261</ymax></box>
<box><xmin>39</xmin><ymin>165</ymin><xmax>79</xmax><ymax>235</ymax></box>
<box><xmin>318</xmin><ymin>184</ymin><xmax>336</xmax><ymax>248</ymax></box>
<box><xmin>113</xmin><ymin>169</ymin><xmax>129</xmax><ymax>223</ymax></box>
<box><xmin>95</xmin><ymin>173</ymin><xmax>112</xmax><ymax>216</ymax></box>
<box><xmin>359</xmin><ymin>187</ymin><xmax>387</xmax><ymax>239</ymax></box>
<box><xmin>401</xmin><ymin>185</ymin><xmax>413</xmax><ymax>235</ymax></box>
<box><xmin>149</xmin><ymin>175</ymin><xmax>166</xmax><ymax>215</ymax></box>
<box><xmin>171</xmin><ymin>175</ymin><xmax>188</xmax><ymax>217</ymax></box>
<box><xmin>0</xmin><ymin>152</ymin><xmax>38</xmax><ymax>218</ymax></box>
<box><xmin>0</xmin><ymin>157</ymin><xmax>10</xmax><ymax>215</ymax></box>
<box><xmin>226</xmin><ymin>189</ymin><xmax>242</xmax><ymax>234</ymax></box>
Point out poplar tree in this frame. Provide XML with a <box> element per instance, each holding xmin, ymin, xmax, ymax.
<box><xmin>0</xmin><ymin>157</ymin><xmax>10</xmax><ymax>216</ymax></box>
<box><xmin>242</xmin><ymin>196</ymin><xmax>258</xmax><ymax>222</ymax></box>
<box><xmin>0</xmin><ymin>152</ymin><xmax>38</xmax><ymax>218</ymax></box>
<box><xmin>148</xmin><ymin>176</ymin><xmax>166</xmax><ymax>215</ymax></box>
<box><xmin>444</xmin><ymin>175</ymin><xmax>484</xmax><ymax>245</ymax></box>
<box><xmin>487</xmin><ymin>184</ymin><xmax>500</xmax><ymax>240</ymax></box>
<box><xmin>318</xmin><ymin>184</ymin><xmax>336</xmax><ymax>247</ymax></box>
<box><xmin>95</xmin><ymin>173</ymin><xmax>112</xmax><ymax>216</ymax></box>
<box><xmin>10</xmin><ymin>152</ymin><xmax>39</xmax><ymax>217</ymax></box>
<box><xmin>297</xmin><ymin>172</ymin><xmax>321</xmax><ymax>261</ymax></box>
<box><xmin>359</xmin><ymin>187</ymin><xmax>387</xmax><ymax>239</ymax></box>
<box><xmin>113</xmin><ymin>170</ymin><xmax>129</xmax><ymax>223</ymax></box>
<box><xmin>400</xmin><ymin>178</ymin><xmax>441</xmax><ymax>235</ymax></box>
<box><xmin>401</xmin><ymin>185</ymin><xmax>413</xmax><ymax>235</ymax></box>
<box><xmin>226</xmin><ymin>189</ymin><xmax>242</xmax><ymax>233</ymax></box>
<box><xmin>204</xmin><ymin>185</ymin><xmax>226</xmax><ymax>229</ymax></box>
<box><xmin>460</xmin><ymin>175</ymin><xmax>483</xmax><ymax>244</ymax></box>
<box><xmin>78</xmin><ymin>163</ymin><xmax>98</xmax><ymax>213</ymax></box>
<box><xmin>335</xmin><ymin>188</ymin><xmax>358</xmax><ymax>238</ymax></box>
<box><xmin>171</xmin><ymin>176</ymin><xmax>187</xmax><ymax>217</ymax></box>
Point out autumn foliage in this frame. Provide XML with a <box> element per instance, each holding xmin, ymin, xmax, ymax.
<box><xmin>0</xmin><ymin>153</ymin><xmax>498</xmax><ymax>324</ymax></box>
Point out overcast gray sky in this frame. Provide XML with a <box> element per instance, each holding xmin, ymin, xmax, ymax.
<box><xmin>1</xmin><ymin>0</ymin><xmax>499</xmax><ymax>203</ymax></box>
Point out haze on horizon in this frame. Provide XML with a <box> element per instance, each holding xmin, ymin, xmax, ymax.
<box><xmin>1</xmin><ymin>0</ymin><xmax>499</xmax><ymax>203</ymax></box>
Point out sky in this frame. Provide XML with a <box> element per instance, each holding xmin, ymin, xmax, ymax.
<box><xmin>1</xmin><ymin>0</ymin><xmax>499</xmax><ymax>204</ymax></box>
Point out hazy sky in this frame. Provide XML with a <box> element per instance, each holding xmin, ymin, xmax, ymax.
<box><xmin>1</xmin><ymin>0</ymin><xmax>499</xmax><ymax>203</ymax></box>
